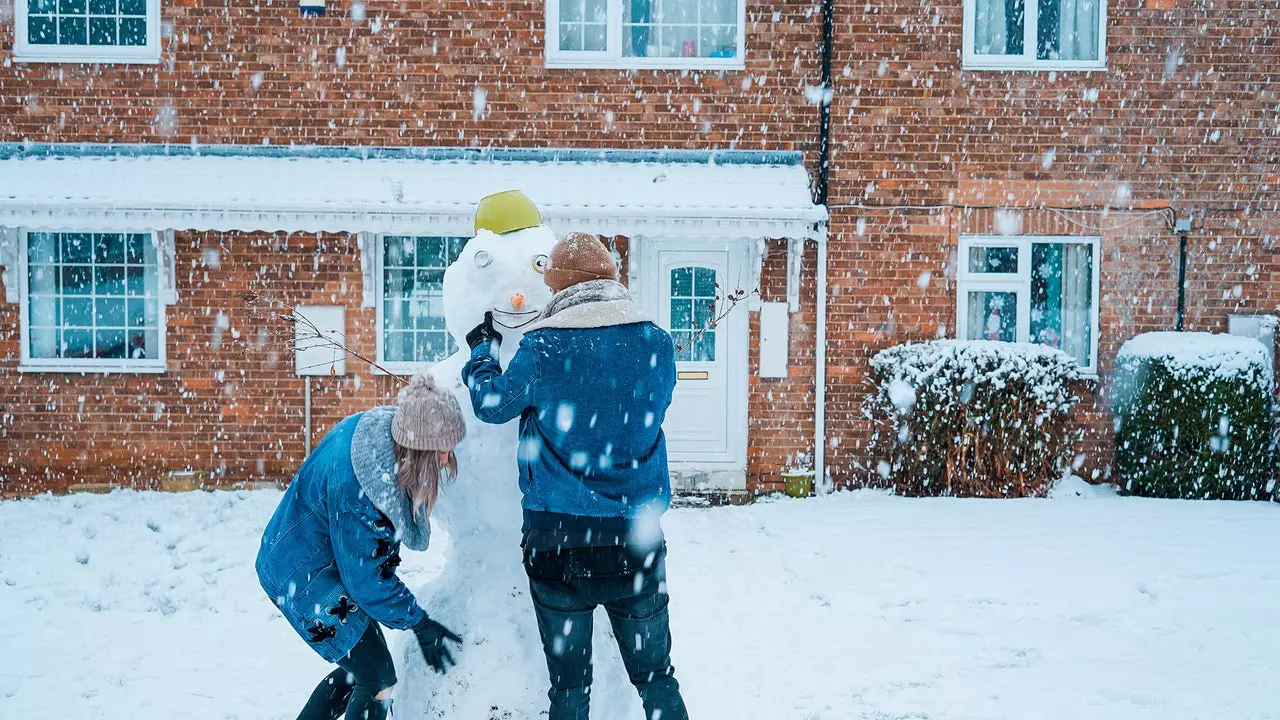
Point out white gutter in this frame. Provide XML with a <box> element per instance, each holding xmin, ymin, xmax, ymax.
<box><xmin>813</xmin><ymin>224</ymin><xmax>830</xmax><ymax>493</ymax></box>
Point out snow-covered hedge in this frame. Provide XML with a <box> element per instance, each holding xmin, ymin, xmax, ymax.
<box><xmin>1114</xmin><ymin>332</ymin><xmax>1274</xmax><ymax>500</ymax></box>
<box><xmin>865</xmin><ymin>340</ymin><xmax>1082</xmax><ymax>497</ymax></box>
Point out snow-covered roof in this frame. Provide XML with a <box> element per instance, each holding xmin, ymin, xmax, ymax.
<box><xmin>0</xmin><ymin>144</ymin><xmax>826</xmax><ymax>240</ymax></box>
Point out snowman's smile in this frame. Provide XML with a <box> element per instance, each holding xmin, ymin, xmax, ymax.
<box><xmin>491</xmin><ymin>308</ymin><xmax>542</xmax><ymax>329</ymax></box>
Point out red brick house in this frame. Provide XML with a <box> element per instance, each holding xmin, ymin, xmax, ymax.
<box><xmin>0</xmin><ymin>0</ymin><xmax>1275</xmax><ymax>497</ymax></box>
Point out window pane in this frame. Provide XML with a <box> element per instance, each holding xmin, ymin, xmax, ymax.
<box><xmin>63</xmin><ymin>329</ymin><xmax>93</xmax><ymax>358</ymax></box>
<box><xmin>693</xmin><ymin>267</ymin><xmax>716</xmax><ymax>296</ymax></box>
<box><xmin>62</xmin><ymin>266</ymin><xmax>92</xmax><ymax>294</ymax></box>
<box><xmin>560</xmin><ymin>22</ymin><xmax>584</xmax><ymax>51</ymax></box>
<box><xmin>624</xmin><ymin>0</ymin><xmax>737</xmax><ymax>58</ymax></box>
<box><xmin>670</xmin><ymin>299</ymin><xmax>693</xmax><ymax>330</ymax></box>
<box><xmin>119</xmin><ymin>17</ymin><xmax>146</xmax><ymax>45</ymax></box>
<box><xmin>89</xmin><ymin>16</ymin><xmax>117</xmax><ymax>45</ymax></box>
<box><xmin>673</xmin><ymin>332</ymin><xmax>692</xmax><ymax>362</ymax></box>
<box><xmin>95</xmin><ymin>266</ymin><xmax>125</xmax><ymax>295</ymax></box>
<box><xmin>63</xmin><ymin>234</ymin><xmax>91</xmax><ymax>263</ymax></box>
<box><xmin>1038</xmin><ymin>0</ymin><xmax>1099</xmax><ymax>61</ymax></box>
<box><xmin>693</xmin><ymin>330</ymin><xmax>715</xmax><ymax>362</ymax></box>
<box><xmin>29</xmin><ymin>295</ymin><xmax>59</xmax><ymax>326</ymax></box>
<box><xmin>968</xmin><ymin>245</ymin><xmax>1019</xmax><ymax>274</ymax></box>
<box><xmin>96</xmin><ymin>330</ymin><xmax>126</xmax><ymax>359</ymax></box>
<box><xmin>30</xmin><ymin>0</ymin><xmax>57</xmax><ymax>12</ymax></box>
<box><xmin>128</xmin><ymin>298</ymin><xmax>149</xmax><ymax>327</ymax></box>
<box><xmin>58</xmin><ymin>0</ymin><xmax>86</xmax><ymax>14</ymax></box>
<box><xmin>25</xmin><ymin>232</ymin><xmax>161</xmax><ymax>364</ymax></box>
<box><xmin>126</xmin><ymin>234</ymin><xmax>148</xmax><ymax>264</ymax></box>
<box><xmin>670</xmin><ymin>267</ymin><xmax>692</xmax><ymax>296</ymax></box>
<box><xmin>560</xmin><ymin>0</ymin><xmax>583</xmax><ymax>21</ymax></box>
<box><xmin>88</xmin><ymin>0</ymin><xmax>115</xmax><ymax>13</ymax></box>
<box><xmin>28</xmin><ymin>17</ymin><xmax>58</xmax><ymax>43</ymax></box>
<box><xmin>126</xmin><ymin>330</ymin><xmax>152</xmax><ymax>359</ymax></box>
<box><xmin>58</xmin><ymin>16</ymin><xmax>87</xmax><ymax>44</ymax></box>
<box><xmin>29</xmin><ymin>328</ymin><xmax>58</xmax><ymax>358</ymax></box>
<box><xmin>973</xmin><ymin>0</ymin><xmax>1024</xmax><ymax>56</ymax></box>
<box><xmin>1031</xmin><ymin>242</ymin><xmax>1093</xmax><ymax>365</ymax></box>
<box><xmin>584</xmin><ymin>23</ymin><xmax>607</xmax><ymax>51</ymax></box>
<box><xmin>64</xmin><ymin>298</ymin><xmax>93</xmax><ymax>326</ymax></box>
<box><xmin>380</xmin><ymin>236</ymin><xmax>467</xmax><ymax>364</ymax></box>
<box><xmin>118</xmin><ymin>0</ymin><xmax>144</xmax><ymax>14</ymax></box>
<box><xmin>693</xmin><ymin>298</ymin><xmax>715</xmax><ymax>329</ymax></box>
<box><xmin>966</xmin><ymin>291</ymin><xmax>1017</xmax><ymax>342</ymax></box>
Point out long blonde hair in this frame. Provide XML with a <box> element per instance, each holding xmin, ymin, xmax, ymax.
<box><xmin>394</xmin><ymin>443</ymin><xmax>457</xmax><ymax>517</ymax></box>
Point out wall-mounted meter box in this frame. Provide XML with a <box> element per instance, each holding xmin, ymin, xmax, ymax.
<box><xmin>294</xmin><ymin>306</ymin><xmax>346</xmax><ymax>376</ymax></box>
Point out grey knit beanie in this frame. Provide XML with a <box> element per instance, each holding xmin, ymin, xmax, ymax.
<box><xmin>391</xmin><ymin>374</ymin><xmax>467</xmax><ymax>451</ymax></box>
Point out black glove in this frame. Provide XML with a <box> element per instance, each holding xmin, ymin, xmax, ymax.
<box><xmin>412</xmin><ymin>616</ymin><xmax>463</xmax><ymax>674</ymax></box>
<box><xmin>465</xmin><ymin>311</ymin><xmax>500</xmax><ymax>351</ymax></box>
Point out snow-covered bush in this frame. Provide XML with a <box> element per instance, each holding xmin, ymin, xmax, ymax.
<box><xmin>1114</xmin><ymin>332</ymin><xmax>1274</xmax><ymax>500</ymax></box>
<box><xmin>866</xmin><ymin>340</ymin><xmax>1082</xmax><ymax>497</ymax></box>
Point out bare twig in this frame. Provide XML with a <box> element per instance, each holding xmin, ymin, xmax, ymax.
<box><xmin>674</xmin><ymin>285</ymin><xmax>760</xmax><ymax>355</ymax></box>
<box><xmin>241</xmin><ymin>290</ymin><xmax>410</xmax><ymax>385</ymax></box>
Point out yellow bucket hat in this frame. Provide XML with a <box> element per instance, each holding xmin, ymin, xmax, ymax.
<box><xmin>474</xmin><ymin>189</ymin><xmax>542</xmax><ymax>235</ymax></box>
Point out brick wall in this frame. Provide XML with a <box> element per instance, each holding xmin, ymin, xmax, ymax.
<box><xmin>2</xmin><ymin>0</ymin><xmax>1277</xmax><ymax>495</ymax></box>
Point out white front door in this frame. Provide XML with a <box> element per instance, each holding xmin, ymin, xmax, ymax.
<box><xmin>637</xmin><ymin>239</ymin><xmax>750</xmax><ymax>490</ymax></box>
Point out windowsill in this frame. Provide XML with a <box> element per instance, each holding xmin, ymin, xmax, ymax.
<box><xmin>13</xmin><ymin>49</ymin><xmax>162</xmax><ymax>64</ymax></box>
<box><xmin>545</xmin><ymin>56</ymin><xmax>746</xmax><ymax>72</ymax></box>
<box><xmin>18</xmin><ymin>363</ymin><xmax>167</xmax><ymax>374</ymax></box>
<box><xmin>962</xmin><ymin>60</ymin><xmax>1107</xmax><ymax>72</ymax></box>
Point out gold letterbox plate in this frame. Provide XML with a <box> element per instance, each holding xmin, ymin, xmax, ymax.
<box><xmin>677</xmin><ymin>370</ymin><xmax>710</xmax><ymax>381</ymax></box>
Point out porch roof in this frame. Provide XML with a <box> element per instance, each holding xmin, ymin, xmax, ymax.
<box><xmin>0</xmin><ymin>144</ymin><xmax>826</xmax><ymax>241</ymax></box>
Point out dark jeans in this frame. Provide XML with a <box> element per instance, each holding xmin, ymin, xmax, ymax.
<box><xmin>527</xmin><ymin>545</ymin><xmax>689</xmax><ymax>720</ymax></box>
<box><xmin>297</xmin><ymin>622</ymin><xmax>397</xmax><ymax>720</ymax></box>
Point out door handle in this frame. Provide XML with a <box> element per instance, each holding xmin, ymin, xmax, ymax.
<box><xmin>677</xmin><ymin>370</ymin><xmax>710</xmax><ymax>381</ymax></box>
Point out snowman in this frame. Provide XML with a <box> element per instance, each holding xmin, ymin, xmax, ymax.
<box><xmin>395</xmin><ymin>191</ymin><xmax>636</xmax><ymax>718</ymax></box>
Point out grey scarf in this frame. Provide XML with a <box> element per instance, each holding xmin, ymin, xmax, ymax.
<box><xmin>538</xmin><ymin>279</ymin><xmax>633</xmax><ymax>321</ymax></box>
<box><xmin>350</xmin><ymin>406</ymin><xmax>432</xmax><ymax>551</ymax></box>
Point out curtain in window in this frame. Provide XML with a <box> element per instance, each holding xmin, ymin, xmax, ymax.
<box><xmin>1053</xmin><ymin>0</ymin><xmax>1099</xmax><ymax>60</ymax></box>
<box><xmin>1058</xmin><ymin>244</ymin><xmax>1091</xmax><ymax>363</ymax></box>
<box><xmin>974</xmin><ymin>0</ymin><xmax>1024</xmax><ymax>55</ymax></box>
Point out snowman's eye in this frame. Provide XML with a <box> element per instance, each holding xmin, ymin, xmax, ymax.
<box><xmin>533</xmin><ymin>255</ymin><xmax>548</xmax><ymax>274</ymax></box>
<box><xmin>474</xmin><ymin>250</ymin><xmax>493</xmax><ymax>268</ymax></box>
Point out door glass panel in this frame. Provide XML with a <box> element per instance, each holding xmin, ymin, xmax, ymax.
<box><xmin>965</xmin><ymin>290</ymin><xmax>1017</xmax><ymax>342</ymax></box>
<box><xmin>670</xmin><ymin>265</ymin><xmax>717</xmax><ymax>362</ymax></box>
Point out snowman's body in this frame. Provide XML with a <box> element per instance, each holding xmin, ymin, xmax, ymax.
<box><xmin>394</xmin><ymin>225</ymin><xmax>636</xmax><ymax>718</ymax></box>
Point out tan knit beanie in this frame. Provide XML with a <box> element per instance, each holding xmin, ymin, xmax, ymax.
<box><xmin>391</xmin><ymin>374</ymin><xmax>467</xmax><ymax>451</ymax></box>
<box><xmin>544</xmin><ymin>232</ymin><xmax>619</xmax><ymax>293</ymax></box>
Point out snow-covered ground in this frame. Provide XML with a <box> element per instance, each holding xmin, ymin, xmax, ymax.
<box><xmin>0</xmin><ymin>488</ymin><xmax>1277</xmax><ymax>720</ymax></box>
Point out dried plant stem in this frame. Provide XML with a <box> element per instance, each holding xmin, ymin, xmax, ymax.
<box><xmin>241</xmin><ymin>290</ymin><xmax>410</xmax><ymax>385</ymax></box>
<box><xmin>674</xmin><ymin>286</ymin><xmax>759</xmax><ymax>355</ymax></box>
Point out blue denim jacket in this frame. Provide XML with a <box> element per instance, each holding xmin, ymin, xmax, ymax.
<box><xmin>462</xmin><ymin>295</ymin><xmax>677</xmax><ymax>543</ymax></box>
<box><xmin>255</xmin><ymin>408</ymin><xmax>428</xmax><ymax>662</ymax></box>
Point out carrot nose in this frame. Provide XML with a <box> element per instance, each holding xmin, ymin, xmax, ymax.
<box><xmin>510</xmin><ymin>293</ymin><xmax>527</xmax><ymax>312</ymax></box>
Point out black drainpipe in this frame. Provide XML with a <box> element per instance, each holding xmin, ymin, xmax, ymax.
<box><xmin>1174</xmin><ymin>218</ymin><xmax>1190</xmax><ymax>331</ymax></box>
<box><xmin>816</xmin><ymin>0</ymin><xmax>834</xmax><ymax>206</ymax></box>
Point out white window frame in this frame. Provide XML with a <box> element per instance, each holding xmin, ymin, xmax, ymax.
<box><xmin>545</xmin><ymin>0</ymin><xmax>746</xmax><ymax>71</ymax></box>
<box><xmin>961</xmin><ymin>0</ymin><xmax>1107</xmax><ymax>71</ymax></box>
<box><xmin>14</xmin><ymin>0</ymin><xmax>161</xmax><ymax>64</ymax></box>
<box><xmin>18</xmin><ymin>229</ymin><xmax>168</xmax><ymax>374</ymax></box>
<box><xmin>373</xmin><ymin>234</ymin><xmax>466</xmax><ymax>376</ymax></box>
<box><xmin>957</xmin><ymin>234</ymin><xmax>1101</xmax><ymax>375</ymax></box>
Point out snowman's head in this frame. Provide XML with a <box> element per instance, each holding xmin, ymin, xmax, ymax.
<box><xmin>442</xmin><ymin>224</ymin><xmax>558</xmax><ymax>351</ymax></box>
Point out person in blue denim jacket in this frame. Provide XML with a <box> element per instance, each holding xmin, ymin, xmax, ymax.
<box><xmin>256</xmin><ymin>375</ymin><xmax>467</xmax><ymax>720</ymax></box>
<box><xmin>462</xmin><ymin>232</ymin><xmax>690</xmax><ymax>720</ymax></box>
